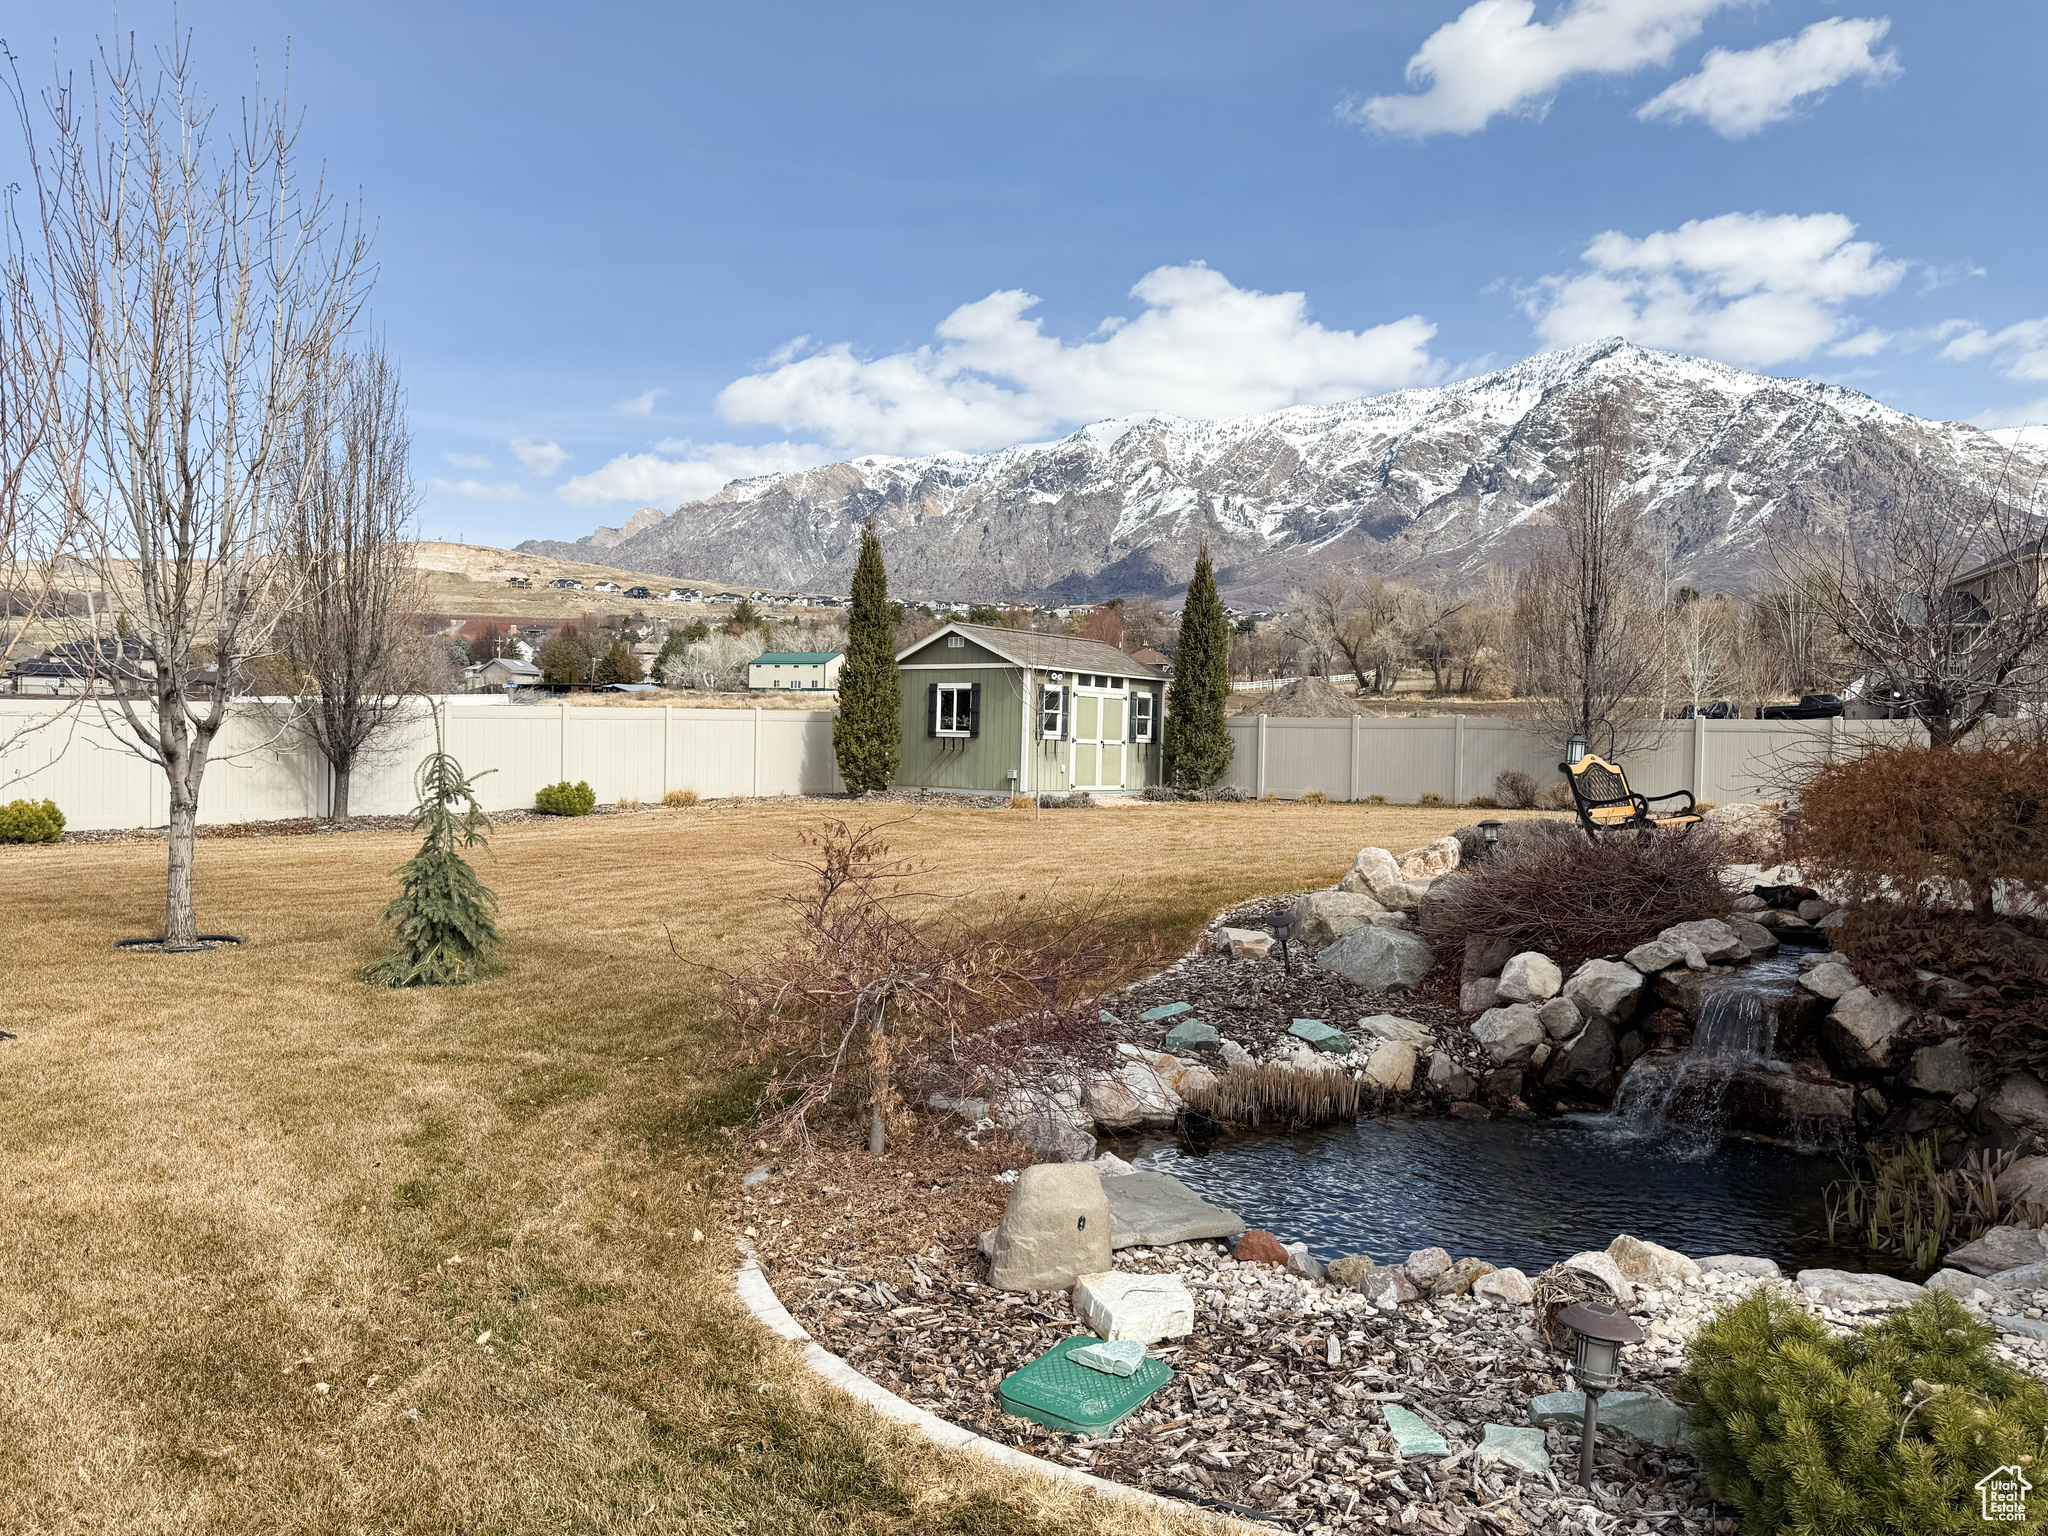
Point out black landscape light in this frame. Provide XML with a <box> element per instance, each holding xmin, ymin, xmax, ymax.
<box><xmin>1266</xmin><ymin>908</ymin><xmax>1298</xmax><ymax>973</ymax></box>
<box><xmin>1558</xmin><ymin>1300</ymin><xmax>1644</xmax><ymax>1489</ymax></box>
<box><xmin>1478</xmin><ymin>818</ymin><xmax>1502</xmax><ymax>855</ymax></box>
<box><xmin>1566</xmin><ymin>732</ymin><xmax>1588</xmax><ymax>767</ymax></box>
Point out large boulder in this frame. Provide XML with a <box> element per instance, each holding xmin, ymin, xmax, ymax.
<box><xmin>1623</xmin><ymin>939</ymin><xmax>1686</xmax><ymax>974</ymax></box>
<box><xmin>1904</xmin><ymin>1041</ymin><xmax>1978</xmax><ymax>1097</ymax></box>
<box><xmin>1543</xmin><ymin>1018</ymin><xmax>1617</xmax><ymax>1094</ymax></box>
<box><xmin>1799</xmin><ymin>961</ymin><xmax>1859</xmax><ymax>1000</ymax></box>
<box><xmin>1996</xmin><ymin>1156</ymin><xmax>2048</xmax><ymax>1214</ymax></box>
<box><xmin>1795</xmin><ymin>1268</ymin><xmax>1927</xmax><ymax>1312</ymax></box>
<box><xmin>1563</xmin><ymin>959</ymin><xmax>1646</xmax><ymax>1027</ymax></box>
<box><xmin>1363</xmin><ymin>1039</ymin><xmax>1419</xmax><ymax>1092</ymax></box>
<box><xmin>1497</xmin><ymin>951</ymin><xmax>1563</xmax><ymax>1003</ymax></box>
<box><xmin>1318</xmin><ymin>926</ymin><xmax>1433</xmax><ymax>991</ymax></box>
<box><xmin>996</xmin><ymin>1081</ymin><xmax>1097</xmax><ymax>1162</ymax></box>
<box><xmin>1985</xmin><ymin>1072</ymin><xmax>2048</xmax><ymax>1135</ymax></box>
<box><xmin>1721</xmin><ymin>914</ymin><xmax>1780</xmax><ymax>959</ymax></box>
<box><xmin>1375</xmin><ymin>879</ymin><xmax>1435</xmax><ymax>914</ymax></box>
<box><xmin>1608</xmin><ymin>1234</ymin><xmax>1701</xmax><ymax>1287</ymax></box>
<box><xmin>1288</xmin><ymin>890</ymin><xmax>1390</xmax><ymax>951</ymax></box>
<box><xmin>1471</xmin><ymin>1004</ymin><xmax>1546</xmax><ymax>1066</ymax></box>
<box><xmin>1655</xmin><ymin>919</ymin><xmax>1747</xmax><ymax>964</ymax></box>
<box><xmin>1101</xmin><ymin>1169</ymin><xmax>1245</xmax><ymax>1248</ymax></box>
<box><xmin>1339</xmin><ymin>846</ymin><xmax>1405</xmax><ymax>897</ymax></box>
<box><xmin>1398</xmin><ymin>836</ymin><xmax>1463</xmax><ymax>880</ymax></box>
<box><xmin>1946</xmin><ymin>1224</ymin><xmax>2048</xmax><ymax>1277</ymax></box>
<box><xmin>1472</xmin><ymin>1267</ymin><xmax>1535</xmax><ymax>1305</ymax></box>
<box><xmin>1082</xmin><ymin>1072</ymin><xmax>1148</xmax><ymax>1132</ymax></box>
<box><xmin>1359</xmin><ymin>1012</ymin><xmax>1435</xmax><ymax>1046</ymax></box>
<box><xmin>989</xmin><ymin>1163</ymin><xmax>1112</xmax><ymax>1290</ymax></box>
<box><xmin>1820</xmin><ymin>986</ymin><xmax>1914</xmax><ymax>1072</ymax></box>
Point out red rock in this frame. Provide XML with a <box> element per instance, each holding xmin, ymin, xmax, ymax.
<box><xmin>1233</xmin><ymin>1229</ymin><xmax>1290</xmax><ymax>1267</ymax></box>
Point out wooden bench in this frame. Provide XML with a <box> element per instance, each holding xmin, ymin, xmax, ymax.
<box><xmin>1559</xmin><ymin>753</ymin><xmax>1701</xmax><ymax>840</ymax></box>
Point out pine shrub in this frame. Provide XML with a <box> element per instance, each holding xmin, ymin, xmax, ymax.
<box><xmin>833</xmin><ymin>518</ymin><xmax>901</xmax><ymax>794</ymax></box>
<box><xmin>0</xmin><ymin>798</ymin><xmax>64</xmax><ymax>843</ymax></box>
<box><xmin>1162</xmin><ymin>544</ymin><xmax>1233</xmax><ymax>788</ymax></box>
<box><xmin>1678</xmin><ymin>1288</ymin><xmax>2048</xmax><ymax>1535</ymax></box>
<box><xmin>535</xmin><ymin>780</ymin><xmax>596</xmax><ymax>816</ymax></box>
<box><xmin>369</xmin><ymin>747</ymin><xmax>500</xmax><ymax>988</ymax></box>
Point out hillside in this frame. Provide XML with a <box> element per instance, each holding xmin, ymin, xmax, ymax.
<box><xmin>519</xmin><ymin>339</ymin><xmax>2044</xmax><ymax>604</ymax></box>
<box><xmin>407</xmin><ymin>542</ymin><xmax>756</xmax><ymax>624</ymax></box>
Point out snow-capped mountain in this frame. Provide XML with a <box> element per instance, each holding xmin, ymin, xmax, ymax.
<box><xmin>519</xmin><ymin>339</ymin><xmax>2042</xmax><ymax>602</ymax></box>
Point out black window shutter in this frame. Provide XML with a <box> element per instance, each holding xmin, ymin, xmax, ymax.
<box><xmin>968</xmin><ymin>681</ymin><xmax>981</xmax><ymax>738</ymax></box>
<box><xmin>1061</xmin><ymin>686</ymin><xmax>1072</xmax><ymax>740</ymax></box>
<box><xmin>926</xmin><ymin>682</ymin><xmax>938</xmax><ymax>737</ymax></box>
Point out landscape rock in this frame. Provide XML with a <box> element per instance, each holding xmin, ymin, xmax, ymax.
<box><xmin>1559</xmin><ymin>1251</ymin><xmax>1636</xmax><ymax>1308</ymax></box>
<box><xmin>1992</xmin><ymin>1260</ymin><xmax>2048</xmax><ymax>1290</ymax></box>
<box><xmin>1383</xmin><ymin>1404</ymin><xmax>1449</xmax><ymax>1458</ymax></box>
<box><xmin>1996</xmin><ymin>1315</ymin><xmax>2048</xmax><ymax>1343</ymax></box>
<box><xmin>1925</xmin><ymin>1268</ymin><xmax>2009</xmax><ymax>1308</ymax></box>
<box><xmin>1947</xmin><ymin>1225</ymin><xmax>2048</xmax><ymax>1277</ymax></box>
<box><xmin>1363</xmin><ymin>1039</ymin><xmax>1419</xmax><ymax>1092</ymax></box>
<box><xmin>995</xmin><ymin>1082</ymin><xmax>1097</xmax><ymax>1163</ymax></box>
<box><xmin>1722</xmin><ymin>914</ymin><xmax>1780</xmax><ymax>958</ymax></box>
<box><xmin>1403</xmin><ymin>1247</ymin><xmax>1454</xmax><ymax>1284</ymax></box>
<box><xmin>1794</xmin><ymin>1267</ymin><xmax>1928</xmax><ymax>1311</ymax></box>
<box><xmin>1462</xmin><ymin>934</ymin><xmax>1520</xmax><ymax>979</ymax></box>
<box><xmin>1161</xmin><ymin>1020</ymin><xmax>1223</xmax><ymax>1054</ymax></box>
<box><xmin>1288</xmin><ymin>890</ymin><xmax>1391</xmax><ymax>951</ymax></box>
<box><xmin>1817</xmin><ymin>909</ymin><xmax>1847</xmax><ymax>931</ymax></box>
<box><xmin>1986</xmin><ymin>1072</ymin><xmax>2048</xmax><ymax>1135</ymax></box>
<box><xmin>1287</xmin><ymin>1018</ymin><xmax>1353</xmax><ymax>1053</ymax></box>
<box><xmin>1082</xmin><ymin>1072</ymin><xmax>1149</xmax><ymax>1132</ymax></box>
<box><xmin>1997</xmin><ymin>1156</ymin><xmax>2048</xmax><ymax>1213</ymax></box>
<box><xmin>1905</xmin><ymin>1041</ymin><xmax>1978</xmax><ymax>1097</ymax></box>
<box><xmin>1478</xmin><ymin>1424</ymin><xmax>1550</xmax><ymax>1475</ymax></box>
<box><xmin>1696</xmin><ymin>1254</ymin><xmax>1782</xmax><ymax>1278</ymax></box>
<box><xmin>1430</xmin><ymin>1256</ymin><xmax>1497</xmax><ymax>1298</ymax></box>
<box><xmin>1359</xmin><ymin>1013</ymin><xmax>1434</xmax><ymax>1046</ymax></box>
<box><xmin>1530</xmin><ymin>1390</ymin><xmax>1690</xmax><ymax>1449</ymax></box>
<box><xmin>1623</xmin><ymin>940</ymin><xmax>1685</xmax><ymax>973</ymax></box>
<box><xmin>1323</xmin><ymin>1255</ymin><xmax>1378</xmax><ymax>1292</ymax></box>
<box><xmin>1217</xmin><ymin>926</ymin><xmax>1274</xmax><ymax>960</ymax></box>
<box><xmin>1563</xmin><ymin>959</ymin><xmax>1646</xmax><ymax>1027</ymax></box>
<box><xmin>1427</xmin><ymin>1051</ymin><xmax>1477</xmax><ymax>1101</ymax></box>
<box><xmin>1398</xmin><ymin>836</ymin><xmax>1462</xmax><ymax>880</ymax></box>
<box><xmin>1070</xmin><ymin>1338</ymin><xmax>1149</xmax><ymax>1376</ymax></box>
<box><xmin>1317</xmin><ymin>926</ymin><xmax>1433</xmax><ymax>991</ymax></box>
<box><xmin>1284</xmin><ymin>1242</ymin><xmax>1326</xmax><ymax>1282</ymax></box>
<box><xmin>1607</xmin><ymin>1234</ymin><xmax>1702</xmax><ymax>1287</ymax></box>
<box><xmin>1339</xmin><ymin>846</ymin><xmax>1405</xmax><ymax>898</ymax></box>
<box><xmin>1377</xmin><ymin>879</ymin><xmax>1435</xmax><ymax>913</ymax></box>
<box><xmin>1821</xmin><ymin>986</ymin><xmax>1914</xmax><ymax>1071</ymax></box>
<box><xmin>1544</xmin><ymin>1017</ymin><xmax>1618</xmax><ymax>1094</ymax></box>
<box><xmin>1799</xmin><ymin>961</ymin><xmax>1859</xmax><ymax>1000</ymax></box>
<box><xmin>1797</xmin><ymin>898</ymin><xmax>1836</xmax><ymax>924</ymax></box>
<box><xmin>1655</xmin><ymin>919</ymin><xmax>1748</xmax><ymax>964</ymax></box>
<box><xmin>1101</xmin><ymin>1169</ymin><xmax>1245</xmax><ymax>1248</ymax></box>
<box><xmin>1472</xmin><ymin>1267</ymin><xmax>1535</xmax><ymax>1305</ymax></box>
<box><xmin>1459</xmin><ymin>976</ymin><xmax>1501</xmax><ymax>1014</ymax></box>
<box><xmin>989</xmin><ymin>1162</ymin><xmax>1112</xmax><ymax>1291</ymax></box>
<box><xmin>1537</xmin><ymin>996</ymin><xmax>1583</xmax><ymax>1040</ymax></box>
<box><xmin>1497</xmin><ymin>951</ymin><xmax>1563</xmax><ymax>1004</ymax></box>
<box><xmin>1072</xmin><ymin>1271</ymin><xmax>1196</xmax><ymax>1342</ymax></box>
<box><xmin>1471</xmin><ymin>1004</ymin><xmax>1546</xmax><ymax>1066</ymax></box>
<box><xmin>1219</xmin><ymin>1039</ymin><xmax>1255</xmax><ymax>1069</ymax></box>
<box><xmin>1233</xmin><ymin>1229</ymin><xmax>1290</xmax><ymax>1268</ymax></box>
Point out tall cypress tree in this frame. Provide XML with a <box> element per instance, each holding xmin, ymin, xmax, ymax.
<box><xmin>1163</xmin><ymin>542</ymin><xmax>1234</xmax><ymax>788</ymax></box>
<box><xmin>834</xmin><ymin>518</ymin><xmax>901</xmax><ymax>794</ymax></box>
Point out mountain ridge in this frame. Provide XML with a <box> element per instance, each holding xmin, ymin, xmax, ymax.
<box><xmin>518</xmin><ymin>339</ymin><xmax>2040</xmax><ymax>602</ymax></box>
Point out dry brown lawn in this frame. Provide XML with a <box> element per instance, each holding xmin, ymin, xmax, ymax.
<box><xmin>0</xmin><ymin>800</ymin><xmax>1512</xmax><ymax>1534</ymax></box>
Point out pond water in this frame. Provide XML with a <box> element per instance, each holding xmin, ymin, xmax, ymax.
<box><xmin>1126</xmin><ymin>1113</ymin><xmax>1853</xmax><ymax>1276</ymax></box>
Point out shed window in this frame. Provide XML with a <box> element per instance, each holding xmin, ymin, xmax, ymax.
<box><xmin>1131</xmin><ymin>692</ymin><xmax>1155</xmax><ymax>743</ymax></box>
<box><xmin>947</xmin><ymin>634</ymin><xmax>965</xmax><ymax>648</ymax></box>
<box><xmin>934</xmin><ymin>684</ymin><xmax>975</xmax><ymax>737</ymax></box>
<box><xmin>1039</xmin><ymin>684</ymin><xmax>1067</xmax><ymax>739</ymax></box>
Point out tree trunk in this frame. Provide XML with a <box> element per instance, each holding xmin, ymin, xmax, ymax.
<box><xmin>332</xmin><ymin>760</ymin><xmax>352</xmax><ymax>822</ymax></box>
<box><xmin>165</xmin><ymin>796</ymin><xmax>198</xmax><ymax>944</ymax></box>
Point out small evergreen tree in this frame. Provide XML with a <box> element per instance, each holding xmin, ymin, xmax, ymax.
<box><xmin>724</xmin><ymin>597</ymin><xmax>764</xmax><ymax>634</ymax></box>
<box><xmin>595</xmin><ymin>638</ymin><xmax>643</xmax><ymax>685</ymax></box>
<box><xmin>1163</xmin><ymin>542</ymin><xmax>1234</xmax><ymax>788</ymax></box>
<box><xmin>834</xmin><ymin>518</ymin><xmax>901</xmax><ymax>794</ymax></box>
<box><xmin>537</xmin><ymin>626</ymin><xmax>584</xmax><ymax>686</ymax></box>
<box><xmin>369</xmin><ymin>739</ymin><xmax>500</xmax><ymax>987</ymax></box>
<box><xmin>654</xmin><ymin>629</ymin><xmax>689</xmax><ymax>677</ymax></box>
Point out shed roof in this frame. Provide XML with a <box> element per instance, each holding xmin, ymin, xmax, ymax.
<box><xmin>899</xmin><ymin>621</ymin><xmax>1164</xmax><ymax>679</ymax></box>
<box><xmin>752</xmin><ymin>651</ymin><xmax>843</xmax><ymax>664</ymax></box>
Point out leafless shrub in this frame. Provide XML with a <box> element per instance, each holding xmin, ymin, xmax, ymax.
<box><xmin>1494</xmin><ymin>770</ymin><xmax>1538</xmax><ymax>809</ymax></box>
<box><xmin>716</xmin><ymin>819</ymin><xmax>1149</xmax><ymax>1154</ymax></box>
<box><xmin>1180</xmin><ymin>1064</ymin><xmax>1365</xmax><ymax>1130</ymax></box>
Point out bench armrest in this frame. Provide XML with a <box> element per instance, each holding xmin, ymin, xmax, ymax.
<box><xmin>1641</xmin><ymin>789</ymin><xmax>1697</xmax><ymax>814</ymax></box>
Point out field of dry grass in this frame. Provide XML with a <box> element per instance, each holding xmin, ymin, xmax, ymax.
<box><xmin>0</xmin><ymin>800</ymin><xmax>1514</xmax><ymax>1534</ymax></box>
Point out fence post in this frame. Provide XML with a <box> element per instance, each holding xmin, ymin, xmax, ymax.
<box><xmin>1349</xmin><ymin>714</ymin><xmax>1362</xmax><ymax>802</ymax></box>
<box><xmin>663</xmin><ymin>704</ymin><xmax>672</xmax><ymax>794</ymax></box>
<box><xmin>1452</xmin><ymin>716</ymin><xmax>1465</xmax><ymax>805</ymax></box>
<box><xmin>1256</xmin><ymin>714</ymin><xmax>1268</xmax><ymax>797</ymax></box>
<box><xmin>753</xmin><ymin>707</ymin><xmax>763</xmax><ymax>798</ymax></box>
<box><xmin>1693</xmin><ymin>712</ymin><xmax>1706</xmax><ymax>800</ymax></box>
<box><xmin>559</xmin><ymin>700</ymin><xmax>569</xmax><ymax>782</ymax></box>
<box><xmin>1827</xmin><ymin>714</ymin><xmax>1838</xmax><ymax>763</ymax></box>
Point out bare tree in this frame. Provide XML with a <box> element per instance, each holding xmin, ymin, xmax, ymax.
<box><xmin>1295</xmin><ymin>574</ymin><xmax>1410</xmax><ymax>695</ymax></box>
<box><xmin>1671</xmin><ymin>592</ymin><xmax>1736</xmax><ymax>714</ymax></box>
<box><xmin>16</xmin><ymin>36</ymin><xmax>369</xmax><ymax>940</ymax></box>
<box><xmin>276</xmin><ymin>346</ymin><xmax>426</xmax><ymax>820</ymax></box>
<box><xmin>1779</xmin><ymin>466</ymin><xmax>2048</xmax><ymax>748</ymax></box>
<box><xmin>1513</xmin><ymin>391</ymin><xmax>1667</xmax><ymax>757</ymax></box>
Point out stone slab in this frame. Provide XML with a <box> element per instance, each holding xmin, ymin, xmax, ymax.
<box><xmin>1479</xmin><ymin>1424</ymin><xmax>1551</xmax><ymax>1475</ymax></box>
<box><xmin>1383</xmin><ymin>1404</ymin><xmax>1449</xmax><ymax>1458</ymax></box>
<box><xmin>1161</xmin><ymin>1020</ymin><xmax>1222</xmax><ymax>1054</ymax></box>
<box><xmin>1795</xmin><ymin>1267</ymin><xmax>1927</xmax><ymax>1311</ymax></box>
<box><xmin>1139</xmin><ymin>1002</ymin><xmax>1193</xmax><ymax>1021</ymax></box>
<box><xmin>1287</xmin><ymin>1018</ymin><xmax>1353</xmax><ymax>1053</ymax></box>
<box><xmin>1529</xmin><ymin>1389</ymin><xmax>1690</xmax><ymax>1448</ymax></box>
<box><xmin>1071</xmin><ymin>1339</ymin><xmax>1149</xmax><ymax>1377</ymax></box>
<box><xmin>1071</xmin><ymin>1271</ymin><xmax>1197</xmax><ymax>1343</ymax></box>
<box><xmin>1101</xmin><ymin>1169</ymin><xmax>1246</xmax><ymax>1249</ymax></box>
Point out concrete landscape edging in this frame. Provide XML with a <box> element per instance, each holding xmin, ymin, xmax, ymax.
<box><xmin>733</xmin><ymin>1252</ymin><xmax>1247</xmax><ymax>1531</ymax></box>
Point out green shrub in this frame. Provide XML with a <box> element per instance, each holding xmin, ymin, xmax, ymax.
<box><xmin>1679</xmin><ymin>1289</ymin><xmax>2048</xmax><ymax>1535</ymax></box>
<box><xmin>0</xmin><ymin>798</ymin><xmax>64</xmax><ymax>843</ymax></box>
<box><xmin>1417</xmin><ymin>791</ymin><xmax>1448</xmax><ymax>808</ymax></box>
<box><xmin>369</xmin><ymin>746</ymin><xmax>499</xmax><ymax>988</ymax></box>
<box><xmin>535</xmin><ymin>780</ymin><xmax>596</xmax><ymax>816</ymax></box>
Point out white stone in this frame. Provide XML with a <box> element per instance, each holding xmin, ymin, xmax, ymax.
<box><xmin>1607</xmin><ymin>1234</ymin><xmax>1701</xmax><ymax>1287</ymax></box>
<box><xmin>1289</xmin><ymin>890</ymin><xmax>1390</xmax><ymax>950</ymax></box>
<box><xmin>1560</xmin><ymin>1250</ymin><xmax>1636</xmax><ymax>1308</ymax></box>
<box><xmin>1799</xmin><ymin>961</ymin><xmax>1858</xmax><ymax>1000</ymax></box>
<box><xmin>1398</xmin><ymin>836</ymin><xmax>1462</xmax><ymax>880</ymax></box>
<box><xmin>1655</xmin><ymin>919</ymin><xmax>1747</xmax><ymax>964</ymax></box>
<box><xmin>1623</xmin><ymin>940</ymin><xmax>1684</xmax><ymax>973</ymax></box>
<box><xmin>1497</xmin><ymin>951</ymin><xmax>1563</xmax><ymax>1003</ymax></box>
<box><xmin>1339</xmin><ymin>846</ymin><xmax>1405</xmax><ymax>897</ymax></box>
<box><xmin>1072</xmin><ymin>1270</ymin><xmax>1196</xmax><ymax>1342</ymax></box>
<box><xmin>1795</xmin><ymin>1268</ymin><xmax>1927</xmax><ymax>1312</ymax></box>
<box><xmin>1473</xmin><ymin>1267</ymin><xmax>1534</xmax><ymax>1305</ymax></box>
<box><xmin>1363</xmin><ymin>1039</ymin><xmax>1418</xmax><ymax>1092</ymax></box>
<box><xmin>1471</xmin><ymin>1004</ymin><xmax>1545</xmax><ymax>1066</ymax></box>
<box><xmin>1219</xmin><ymin>1039</ymin><xmax>1255</xmax><ymax>1069</ymax></box>
<box><xmin>1825</xmin><ymin>986</ymin><xmax>1914</xmax><ymax>1070</ymax></box>
<box><xmin>1563</xmin><ymin>959</ymin><xmax>1646</xmax><ymax>1026</ymax></box>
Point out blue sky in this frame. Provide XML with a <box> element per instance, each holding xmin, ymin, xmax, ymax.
<box><xmin>7</xmin><ymin>2</ymin><xmax>2047</xmax><ymax>544</ymax></box>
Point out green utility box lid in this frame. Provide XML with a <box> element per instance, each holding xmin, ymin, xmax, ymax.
<box><xmin>997</xmin><ymin>1335</ymin><xmax>1174</xmax><ymax>1435</ymax></box>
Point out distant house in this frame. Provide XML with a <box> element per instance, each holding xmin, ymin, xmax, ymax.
<box><xmin>465</xmin><ymin>657</ymin><xmax>542</xmax><ymax>691</ymax></box>
<box><xmin>893</xmin><ymin>622</ymin><xmax>1167</xmax><ymax>797</ymax></box>
<box><xmin>624</xmin><ymin>586</ymin><xmax>653</xmax><ymax>600</ymax></box>
<box><xmin>663</xmin><ymin>587</ymin><xmax>701</xmax><ymax>602</ymax></box>
<box><xmin>592</xmin><ymin>581</ymin><xmax>622</xmax><ymax>594</ymax></box>
<box><xmin>746</xmin><ymin>650</ymin><xmax>845</xmax><ymax>691</ymax></box>
<box><xmin>506</xmin><ymin>575</ymin><xmax>533</xmax><ymax>589</ymax></box>
<box><xmin>550</xmin><ymin>578</ymin><xmax>582</xmax><ymax>590</ymax></box>
<box><xmin>1128</xmin><ymin>647</ymin><xmax>1172</xmax><ymax>674</ymax></box>
<box><xmin>5</xmin><ymin>637</ymin><xmax>155</xmax><ymax>696</ymax></box>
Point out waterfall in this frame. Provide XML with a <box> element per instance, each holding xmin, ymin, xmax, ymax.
<box><xmin>1610</xmin><ymin>955</ymin><xmax>1802</xmax><ymax>1151</ymax></box>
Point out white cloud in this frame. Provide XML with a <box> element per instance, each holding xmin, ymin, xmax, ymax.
<box><xmin>557</xmin><ymin>441</ymin><xmax>831</xmax><ymax>509</ymax></box>
<box><xmin>1342</xmin><ymin>0</ymin><xmax>1736</xmax><ymax>139</ymax></box>
<box><xmin>714</xmin><ymin>262</ymin><xmax>1439</xmax><ymax>456</ymax></box>
<box><xmin>441</xmin><ymin>450</ymin><xmax>493</xmax><ymax>471</ymax></box>
<box><xmin>615</xmin><ymin>388</ymin><xmax>665</xmax><ymax>416</ymax></box>
<box><xmin>1942</xmin><ymin>318</ymin><xmax>2048</xmax><ymax>382</ymax></box>
<box><xmin>1638</xmin><ymin>17</ymin><xmax>1899</xmax><ymax>138</ymax></box>
<box><xmin>510</xmin><ymin>437</ymin><xmax>570</xmax><ymax>477</ymax></box>
<box><xmin>427</xmin><ymin>477</ymin><xmax>527</xmax><ymax>502</ymax></box>
<box><xmin>1524</xmin><ymin>211</ymin><xmax>1907</xmax><ymax>367</ymax></box>
<box><xmin>1828</xmin><ymin>327</ymin><xmax>1892</xmax><ymax>358</ymax></box>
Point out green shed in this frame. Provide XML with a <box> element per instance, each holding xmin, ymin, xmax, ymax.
<box><xmin>894</xmin><ymin>622</ymin><xmax>1168</xmax><ymax>796</ymax></box>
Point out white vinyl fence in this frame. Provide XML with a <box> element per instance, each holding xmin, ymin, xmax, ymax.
<box><xmin>0</xmin><ymin>698</ymin><xmax>844</xmax><ymax>830</ymax></box>
<box><xmin>1</xmin><ymin>696</ymin><xmax>1918</xmax><ymax>831</ymax></box>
